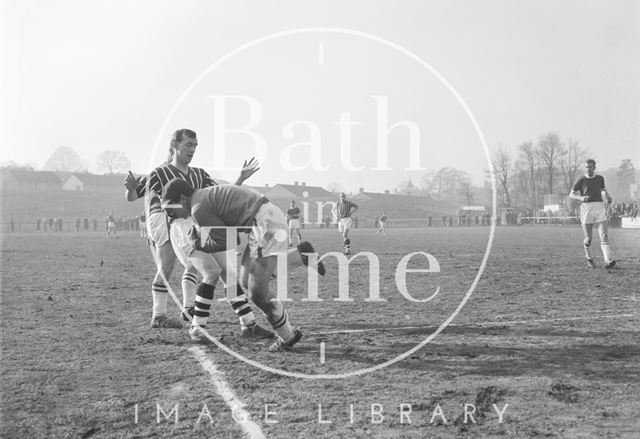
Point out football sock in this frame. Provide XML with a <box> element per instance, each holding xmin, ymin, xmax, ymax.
<box><xmin>583</xmin><ymin>239</ymin><xmax>592</xmax><ymax>259</ymax></box>
<box><xmin>229</xmin><ymin>284</ymin><xmax>255</xmax><ymax>329</ymax></box>
<box><xmin>193</xmin><ymin>282</ymin><xmax>215</xmax><ymax>327</ymax></box>
<box><xmin>600</xmin><ymin>242</ymin><xmax>612</xmax><ymax>262</ymax></box>
<box><xmin>151</xmin><ymin>281</ymin><xmax>169</xmax><ymax>318</ymax></box>
<box><xmin>344</xmin><ymin>238</ymin><xmax>351</xmax><ymax>252</ymax></box>
<box><xmin>181</xmin><ymin>271</ymin><xmax>198</xmax><ymax>309</ymax></box>
<box><xmin>269</xmin><ymin>304</ymin><xmax>294</xmax><ymax>341</ymax></box>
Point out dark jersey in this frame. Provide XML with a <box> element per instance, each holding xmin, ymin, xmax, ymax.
<box><xmin>572</xmin><ymin>175</ymin><xmax>605</xmax><ymax>202</ymax></box>
<box><xmin>287</xmin><ymin>207</ymin><xmax>301</xmax><ymax>220</ymax></box>
<box><xmin>192</xmin><ymin>185</ymin><xmax>269</xmax><ymax>252</ymax></box>
<box><xmin>135</xmin><ymin>164</ymin><xmax>216</xmax><ymax>215</ymax></box>
<box><xmin>380</xmin><ymin>214</ymin><xmax>387</xmax><ymax>222</ymax></box>
<box><xmin>336</xmin><ymin>200</ymin><xmax>358</xmax><ymax>219</ymax></box>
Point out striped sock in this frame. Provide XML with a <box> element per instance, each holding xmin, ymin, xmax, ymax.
<box><xmin>583</xmin><ymin>239</ymin><xmax>592</xmax><ymax>259</ymax></box>
<box><xmin>269</xmin><ymin>304</ymin><xmax>294</xmax><ymax>341</ymax></box>
<box><xmin>152</xmin><ymin>281</ymin><xmax>168</xmax><ymax>318</ymax></box>
<box><xmin>193</xmin><ymin>283</ymin><xmax>215</xmax><ymax>327</ymax></box>
<box><xmin>181</xmin><ymin>271</ymin><xmax>198</xmax><ymax>309</ymax></box>
<box><xmin>229</xmin><ymin>284</ymin><xmax>255</xmax><ymax>329</ymax></box>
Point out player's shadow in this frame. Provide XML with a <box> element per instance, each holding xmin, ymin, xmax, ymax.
<box><xmin>385</xmin><ymin>325</ymin><xmax>640</xmax><ymax>383</ymax></box>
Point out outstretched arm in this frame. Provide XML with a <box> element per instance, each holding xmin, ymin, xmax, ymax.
<box><xmin>234</xmin><ymin>157</ymin><xmax>260</xmax><ymax>186</ymax></box>
<box><xmin>124</xmin><ymin>171</ymin><xmax>141</xmax><ymax>201</ymax></box>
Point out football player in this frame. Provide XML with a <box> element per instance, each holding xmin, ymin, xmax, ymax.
<box><xmin>161</xmin><ymin>179</ymin><xmax>326</xmax><ymax>351</ymax></box>
<box><xmin>569</xmin><ymin>159</ymin><xmax>616</xmax><ymax>269</ymax></box>
<box><xmin>333</xmin><ymin>192</ymin><xmax>359</xmax><ymax>255</ymax></box>
<box><xmin>123</xmin><ymin>128</ymin><xmax>270</xmax><ymax>337</ymax></box>
<box><xmin>286</xmin><ymin>200</ymin><xmax>302</xmax><ymax>246</ymax></box>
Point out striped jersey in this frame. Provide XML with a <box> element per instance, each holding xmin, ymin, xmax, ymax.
<box><xmin>336</xmin><ymin>200</ymin><xmax>358</xmax><ymax>219</ymax></box>
<box><xmin>135</xmin><ymin>164</ymin><xmax>216</xmax><ymax>214</ymax></box>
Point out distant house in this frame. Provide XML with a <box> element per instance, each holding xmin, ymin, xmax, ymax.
<box><xmin>56</xmin><ymin>172</ymin><xmax>84</xmax><ymax>191</ymax></box>
<box><xmin>72</xmin><ymin>173</ymin><xmax>127</xmax><ymax>192</ymax></box>
<box><xmin>267</xmin><ymin>181</ymin><xmax>334</xmax><ymax>200</ymax></box>
<box><xmin>352</xmin><ymin>188</ymin><xmax>457</xmax><ymax>217</ymax></box>
<box><xmin>0</xmin><ymin>169</ymin><xmax>63</xmax><ymax>191</ymax></box>
<box><xmin>266</xmin><ymin>182</ymin><xmax>336</xmax><ymax>225</ymax></box>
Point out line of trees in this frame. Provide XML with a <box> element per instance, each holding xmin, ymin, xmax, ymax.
<box><xmin>492</xmin><ymin>132</ymin><xmax>636</xmax><ymax>209</ymax></box>
<box><xmin>394</xmin><ymin>131</ymin><xmax>636</xmax><ymax>209</ymax></box>
<box><xmin>41</xmin><ymin>146</ymin><xmax>131</xmax><ymax>174</ymax></box>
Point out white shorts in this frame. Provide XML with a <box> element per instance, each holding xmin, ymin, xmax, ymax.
<box><xmin>169</xmin><ymin>218</ymin><xmax>198</xmax><ymax>268</ymax></box>
<box><xmin>107</xmin><ymin>221</ymin><xmax>116</xmax><ymax>230</ymax></box>
<box><xmin>147</xmin><ymin>211</ymin><xmax>170</xmax><ymax>246</ymax></box>
<box><xmin>170</xmin><ymin>217</ymin><xmax>224</xmax><ymax>283</ymax></box>
<box><xmin>580</xmin><ymin>202</ymin><xmax>607</xmax><ymax>224</ymax></box>
<box><xmin>248</xmin><ymin>203</ymin><xmax>289</xmax><ymax>258</ymax></box>
<box><xmin>338</xmin><ymin>218</ymin><xmax>353</xmax><ymax>233</ymax></box>
<box><xmin>288</xmin><ymin>219</ymin><xmax>301</xmax><ymax>230</ymax></box>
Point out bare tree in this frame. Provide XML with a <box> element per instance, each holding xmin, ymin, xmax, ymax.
<box><xmin>538</xmin><ymin>132</ymin><xmax>563</xmax><ymax>195</ymax></box>
<box><xmin>457</xmin><ymin>173</ymin><xmax>476</xmax><ymax>205</ymax></box>
<box><xmin>559</xmin><ymin>138</ymin><xmax>588</xmax><ymax>193</ymax></box>
<box><xmin>617</xmin><ymin>158</ymin><xmax>636</xmax><ymax>197</ymax></box>
<box><xmin>43</xmin><ymin>146</ymin><xmax>86</xmax><ymax>172</ymax></box>
<box><xmin>95</xmin><ymin>150</ymin><xmax>131</xmax><ymax>174</ymax></box>
<box><xmin>491</xmin><ymin>145</ymin><xmax>513</xmax><ymax>206</ymax></box>
<box><xmin>515</xmin><ymin>141</ymin><xmax>545</xmax><ymax>209</ymax></box>
<box><xmin>421</xmin><ymin>167</ymin><xmax>466</xmax><ymax>200</ymax></box>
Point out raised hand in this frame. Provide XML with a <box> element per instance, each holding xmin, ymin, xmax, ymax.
<box><xmin>124</xmin><ymin>171</ymin><xmax>140</xmax><ymax>192</ymax></box>
<box><xmin>237</xmin><ymin>157</ymin><xmax>260</xmax><ymax>184</ymax></box>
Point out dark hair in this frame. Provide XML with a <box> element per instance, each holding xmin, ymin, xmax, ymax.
<box><xmin>172</xmin><ymin>129</ymin><xmax>197</xmax><ymax>143</ymax></box>
<box><xmin>586</xmin><ymin>159</ymin><xmax>596</xmax><ymax>167</ymax></box>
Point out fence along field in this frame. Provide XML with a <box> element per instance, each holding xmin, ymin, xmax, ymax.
<box><xmin>0</xmin><ymin>226</ymin><xmax>639</xmax><ymax>438</ymax></box>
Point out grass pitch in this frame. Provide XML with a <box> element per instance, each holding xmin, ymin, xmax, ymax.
<box><xmin>1</xmin><ymin>226</ymin><xmax>639</xmax><ymax>438</ymax></box>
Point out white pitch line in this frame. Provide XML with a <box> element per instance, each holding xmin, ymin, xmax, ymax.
<box><xmin>189</xmin><ymin>346</ymin><xmax>265</xmax><ymax>439</ymax></box>
<box><xmin>314</xmin><ymin>312</ymin><xmax>639</xmax><ymax>336</ymax></box>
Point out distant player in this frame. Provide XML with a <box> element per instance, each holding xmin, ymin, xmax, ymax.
<box><xmin>161</xmin><ymin>179</ymin><xmax>326</xmax><ymax>351</ymax></box>
<box><xmin>569</xmin><ymin>159</ymin><xmax>616</xmax><ymax>269</ymax></box>
<box><xmin>286</xmin><ymin>200</ymin><xmax>302</xmax><ymax>246</ymax></box>
<box><xmin>106</xmin><ymin>212</ymin><xmax>117</xmax><ymax>238</ymax></box>
<box><xmin>377</xmin><ymin>212</ymin><xmax>388</xmax><ymax>236</ymax></box>
<box><xmin>333</xmin><ymin>192</ymin><xmax>358</xmax><ymax>255</ymax></box>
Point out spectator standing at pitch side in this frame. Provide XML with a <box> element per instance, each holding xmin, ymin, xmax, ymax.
<box><xmin>36</xmin><ymin>218</ymin><xmax>41</xmax><ymax>231</ymax></box>
<box><xmin>569</xmin><ymin>159</ymin><xmax>616</xmax><ymax>269</ymax></box>
<box><xmin>332</xmin><ymin>192</ymin><xmax>359</xmax><ymax>255</ymax></box>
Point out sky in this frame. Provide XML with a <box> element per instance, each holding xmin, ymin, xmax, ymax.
<box><xmin>2</xmin><ymin>0</ymin><xmax>639</xmax><ymax>193</ymax></box>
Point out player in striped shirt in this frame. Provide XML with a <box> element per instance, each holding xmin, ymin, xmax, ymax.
<box><xmin>124</xmin><ymin>128</ymin><xmax>270</xmax><ymax>336</ymax></box>
<box><xmin>332</xmin><ymin>192</ymin><xmax>359</xmax><ymax>255</ymax></box>
<box><xmin>569</xmin><ymin>158</ymin><xmax>616</xmax><ymax>269</ymax></box>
